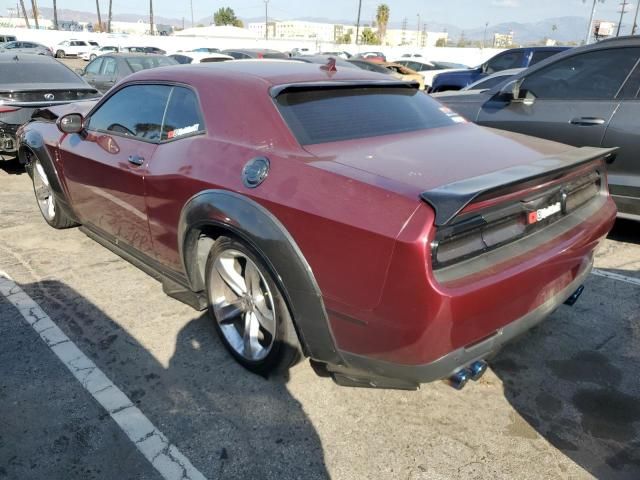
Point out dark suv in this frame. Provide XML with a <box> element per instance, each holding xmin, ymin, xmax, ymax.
<box><xmin>430</xmin><ymin>46</ymin><xmax>569</xmax><ymax>92</ymax></box>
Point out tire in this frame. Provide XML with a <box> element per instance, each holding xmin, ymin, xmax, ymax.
<box><xmin>55</xmin><ymin>50</ymin><xmax>65</xmax><ymax>58</ymax></box>
<box><xmin>205</xmin><ymin>236</ymin><xmax>302</xmax><ymax>376</ymax></box>
<box><xmin>31</xmin><ymin>159</ymin><xmax>77</xmax><ymax>229</ymax></box>
<box><xmin>89</xmin><ymin>54</ymin><xmax>96</xmax><ymax>61</ymax></box>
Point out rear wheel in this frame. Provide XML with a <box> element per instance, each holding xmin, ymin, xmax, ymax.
<box><xmin>205</xmin><ymin>236</ymin><xmax>302</xmax><ymax>376</ymax></box>
<box><xmin>55</xmin><ymin>50</ymin><xmax>65</xmax><ymax>58</ymax></box>
<box><xmin>31</xmin><ymin>159</ymin><xmax>77</xmax><ymax>229</ymax></box>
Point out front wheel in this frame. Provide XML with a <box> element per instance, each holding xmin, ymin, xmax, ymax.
<box><xmin>205</xmin><ymin>236</ymin><xmax>302</xmax><ymax>376</ymax></box>
<box><xmin>55</xmin><ymin>50</ymin><xmax>65</xmax><ymax>58</ymax></box>
<box><xmin>89</xmin><ymin>54</ymin><xmax>96</xmax><ymax>61</ymax></box>
<box><xmin>31</xmin><ymin>159</ymin><xmax>77</xmax><ymax>229</ymax></box>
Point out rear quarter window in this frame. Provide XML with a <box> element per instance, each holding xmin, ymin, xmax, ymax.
<box><xmin>275</xmin><ymin>87</ymin><xmax>458</xmax><ymax>145</ymax></box>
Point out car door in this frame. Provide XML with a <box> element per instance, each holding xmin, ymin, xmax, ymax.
<box><xmin>60</xmin><ymin>84</ymin><xmax>172</xmax><ymax>258</ymax></box>
<box><xmin>143</xmin><ymin>86</ymin><xmax>207</xmax><ymax>270</ymax></box>
<box><xmin>601</xmin><ymin>64</ymin><xmax>640</xmax><ymax>217</ymax></box>
<box><xmin>95</xmin><ymin>56</ymin><xmax>119</xmax><ymax>92</ymax></box>
<box><xmin>81</xmin><ymin>57</ymin><xmax>103</xmax><ymax>89</ymax></box>
<box><xmin>477</xmin><ymin>47</ymin><xmax>640</xmax><ymax>147</ymax></box>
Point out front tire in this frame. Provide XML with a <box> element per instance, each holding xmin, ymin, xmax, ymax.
<box><xmin>55</xmin><ymin>50</ymin><xmax>65</xmax><ymax>58</ymax></box>
<box><xmin>89</xmin><ymin>54</ymin><xmax>96</xmax><ymax>61</ymax></box>
<box><xmin>205</xmin><ymin>236</ymin><xmax>302</xmax><ymax>376</ymax></box>
<box><xmin>31</xmin><ymin>159</ymin><xmax>77</xmax><ymax>229</ymax></box>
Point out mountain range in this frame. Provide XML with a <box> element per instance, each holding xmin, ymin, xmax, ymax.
<box><xmin>32</xmin><ymin>8</ymin><xmax>605</xmax><ymax>43</ymax></box>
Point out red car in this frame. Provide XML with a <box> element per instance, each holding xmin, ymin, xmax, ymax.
<box><xmin>18</xmin><ymin>61</ymin><xmax>617</xmax><ymax>390</ymax></box>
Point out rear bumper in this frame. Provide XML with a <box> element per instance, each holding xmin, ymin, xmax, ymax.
<box><xmin>329</xmin><ymin>261</ymin><xmax>591</xmax><ymax>389</ymax></box>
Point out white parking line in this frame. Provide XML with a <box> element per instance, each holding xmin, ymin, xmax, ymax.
<box><xmin>591</xmin><ymin>268</ymin><xmax>640</xmax><ymax>287</ymax></box>
<box><xmin>0</xmin><ymin>271</ymin><xmax>208</xmax><ymax>480</ymax></box>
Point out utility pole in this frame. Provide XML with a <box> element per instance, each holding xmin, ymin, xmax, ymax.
<box><xmin>633</xmin><ymin>1</ymin><xmax>640</xmax><ymax>34</ymax></box>
<box><xmin>617</xmin><ymin>0</ymin><xmax>630</xmax><ymax>36</ymax></box>
<box><xmin>264</xmin><ymin>0</ymin><xmax>269</xmax><ymax>40</ymax></box>
<box><xmin>149</xmin><ymin>0</ymin><xmax>154</xmax><ymax>35</ymax></box>
<box><xmin>416</xmin><ymin>13</ymin><xmax>421</xmax><ymax>47</ymax></box>
<box><xmin>483</xmin><ymin>22</ymin><xmax>489</xmax><ymax>48</ymax></box>
<box><xmin>401</xmin><ymin>17</ymin><xmax>407</xmax><ymax>45</ymax></box>
<box><xmin>107</xmin><ymin>0</ymin><xmax>112</xmax><ymax>33</ymax></box>
<box><xmin>585</xmin><ymin>0</ymin><xmax>597</xmax><ymax>44</ymax></box>
<box><xmin>190</xmin><ymin>0</ymin><xmax>194</xmax><ymax>27</ymax></box>
<box><xmin>19</xmin><ymin>0</ymin><xmax>30</xmax><ymax>28</ymax></box>
<box><xmin>355</xmin><ymin>0</ymin><xmax>362</xmax><ymax>46</ymax></box>
<box><xmin>52</xmin><ymin>0</ymin><xmax>58</xmax><ymax>29</ymax></box>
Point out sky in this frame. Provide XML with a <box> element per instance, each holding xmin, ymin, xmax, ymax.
<box><xmin>0</xmin><ymin>0</ymin><xmax>633</xmax><ymax>29</ymax></box>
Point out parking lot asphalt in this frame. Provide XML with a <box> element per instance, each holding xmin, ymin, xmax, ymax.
<box><xmin>1</xmin><ymin>163</ymin><xmax>639</xmax><ymax>480</ymax></box>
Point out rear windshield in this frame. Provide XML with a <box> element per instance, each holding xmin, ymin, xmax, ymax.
<box><xmin>125</xmin><ymin>56</ymin><xmax>176</xmax><ymax>72</ymax></box>
<box><xmin>275</xmin><ymin>86</ymin><xmax>458</xmax><ymax>145</ymax></box>
<box><xmin>0</xmin><ymin>61</ymin><xmax>83</xmax><ymax>84</ymax></box>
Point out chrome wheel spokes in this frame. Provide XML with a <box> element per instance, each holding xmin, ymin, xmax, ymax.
<box><xmin>210</xmin><ymin>249</ymin><xmax>276</xmax><ymax>361</ymax></box>
<box><xmin>33</xmin><ymin>161</ymin><xmax>55</xmax><ymax>221</ymax></box>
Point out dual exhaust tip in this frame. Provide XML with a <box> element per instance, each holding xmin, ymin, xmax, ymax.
<box><xmin>448</xmin><ymin>360</ymin><xmax>488</xmax><ymax>390</ymax></box>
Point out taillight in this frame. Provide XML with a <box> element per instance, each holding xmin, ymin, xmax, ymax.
<box><xmin>0</xmin><ymin>105</ymin><xmax>19</xmax><ymax>113</ymax></box>
<box><xmin>431</xmin><ymin>169</ymin><xmax>603</xmax><ymax>269</ymax></box>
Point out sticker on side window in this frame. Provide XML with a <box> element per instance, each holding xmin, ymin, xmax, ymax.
<box><xmin>167</xmin><ymin>123</ymin><xmax>200</xmax><ymax>139</ymax></box>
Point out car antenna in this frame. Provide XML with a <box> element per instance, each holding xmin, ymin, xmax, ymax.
<box><xmin>321</xmin><ymin>57</ymin><xmax>337</xmax><ymax>73</ymax></box>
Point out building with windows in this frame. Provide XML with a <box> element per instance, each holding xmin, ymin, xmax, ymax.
<box><xmin>493</xmin><ymin>31</ymin><xmax>514</xmax><ymax>48</ymax></box>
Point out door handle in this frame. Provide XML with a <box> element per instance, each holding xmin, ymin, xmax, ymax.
<box><xmin>570</xmin><ymin>117</ymin><xmax>605</xmax><ymax>126</ymax></box>
<box><xmin>128</xmin><ymin>154</ymin><xmax>144</xmax><ymax>166</ymax></box>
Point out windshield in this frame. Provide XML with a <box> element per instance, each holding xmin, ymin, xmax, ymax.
<box><xmin>275</xmin><ymin>86</ymin><xmax>458</xmax><ymax>145</ymax></box>
<box><xmin>433</xmin><ymin>61</ymin><xmax>469</xmax><ymax>69</ymax></box>
<box><xmin>125</xmin><ymin>56</ymin><xmax>177</xmax><ymax>71</ymax></box>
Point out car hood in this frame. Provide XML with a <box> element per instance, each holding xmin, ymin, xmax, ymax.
<box><xmin>304</xmin><ymin>123</ymin><xmax>578</xmax><ymax>198</ymax></box>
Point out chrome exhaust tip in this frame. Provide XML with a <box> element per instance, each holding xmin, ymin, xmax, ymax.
<box><xmin>469</xmin><ymin>360</ymin><xmax>488</xmax><ymax>381</ymax></box>
<box><xmin>449</xmin><ymin>368</ymin><xmax>471</xmax><ymax>390</ymax></box>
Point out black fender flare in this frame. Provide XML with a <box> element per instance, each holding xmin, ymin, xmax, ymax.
<box><xmin>178</xmin><ymin>189</ymin><xmax>342</xmax><ymax>365</ymax></box>
<box><xmin>19</xmin><ymin>129</ymin><xmax>79</xmax><ymax>223</ymax></box>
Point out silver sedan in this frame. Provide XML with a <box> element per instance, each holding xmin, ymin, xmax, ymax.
<box><xmin>0</xmin><ymin>41</ymin><xmax>53</xmax><ymax>56</ymax></box>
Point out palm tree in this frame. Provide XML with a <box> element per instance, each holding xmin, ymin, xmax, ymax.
<box><xmin>52</xmin><ymin>0</ymin><xmax>58</xmax><ymax>29</ymax></box>
<box><xmin>95</xmin><ymin>0</ymin><xmax>103</xmax><ymax>32</ymax></box>
<box><xmin>149</xmin><ymin>0</ymin><xmax>154</xmax><ymax>35</ymax></box>
<box><xmin>30</xmin><ymin>0</ymin><xmax>39</xmax><ymax>29</ymax></box>
<box><xmin>107</xmin><ymin>0</ymin><xmax>112</xmax><ymax>33</ymax></box>
<box><xmin>376</xmin><ymin>4</ymin><xmax>390</xmax><ymax>44</ymax></box>
<box><xmin>19</xmin><ymin>0</ymin><xmax>30</xmax><ymax>28</ymax></box>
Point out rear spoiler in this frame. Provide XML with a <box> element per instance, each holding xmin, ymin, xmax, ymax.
<box><xmin>421</xmin><ymin>146</ymin><xmax>618</xmax><ymax>226</ymax></box>
<box><xmin>270</xmin><ymin>79</ymin><xmax>421</xmax><ymax>97</ymax></box>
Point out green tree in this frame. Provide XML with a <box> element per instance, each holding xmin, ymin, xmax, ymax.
<box><xmin>213</xmin><ymin>7</ymin><xmax>243</xmax><ymax>27</ymax></box>
<box><xmin>376</xmin><ymin>4</ymin><xmax>390</xmax><ymax>43</ymax></box>
<box><xmin>336</xmin><ymin>33</ymin><xmax>352</xmax><ymax>44</ymax></box>
<box><xmin>435</xmin><ymin>37</ymin><xmax>446</xmax><ymax>47</ymax></box>
<box><xmin>361</xmin><ymin>28</ymin><xmax>381</xmax><ymax>45</ymax></box>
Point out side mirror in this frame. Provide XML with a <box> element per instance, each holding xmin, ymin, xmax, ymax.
<box><xmin>497</xmin><ymin>78</ymin><xmax>534</xmax><ymax>104</ymax></box>
<box><xmin>57</xmin><ymin>113</ymin><xmax>84</xmax><ymax>134</ymax></box>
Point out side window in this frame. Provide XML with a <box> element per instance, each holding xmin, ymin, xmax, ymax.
<box><xmin>162</xmin><ymin>87</ymin><xmax>205</xmax><ymax>141</ymax></box>
<box><xmin>87</xmin><ymin>85</ymin><xmax>171</xmax><ymax>142</ymax></box>
<box><xmin>4</xmin><ymin>42</ymin><xmax>16</xmax><ymax>49</ymax></box>
<box><xmin>85</xmin><ymin>58</ymin><xmax>103</xmax><ymax>75</ymax></box>
<box><xmin>101</xmin><ymin>57</ymin><xmax>118</xmax><ymax>76</ymax></box>
<box><xmin>486</xmin><ymin>51</ymin><xmax>525</xmax><ymax>74</ymax></box>
<box><xmin>530</xmin><ymin>50</ymin><xmax>559</xmax><ymax>66</ymax></box>
<box><xmin>521</xmin><ymin>48</ymin><xmax>640</xmax><ymax>100</ymax></box>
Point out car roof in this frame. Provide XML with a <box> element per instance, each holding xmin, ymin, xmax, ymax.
<box><xmin>588</xmin><ymin>34</ymin><xmax>640</xmax><ymax>46</ymax></box>
<box><xmin>102</xmin><ymin>52</ymin><xmax>168</xmax><ymax>58</ymax></box>
<box><xmin>126</xmin><ymin>59</ymin><xmax>396</xmax><ymax>89</ymax></box>
<box><xmin>222</xmin><ymin>48</ymin><xmax>284</xmax><ymax>53</ymax></box>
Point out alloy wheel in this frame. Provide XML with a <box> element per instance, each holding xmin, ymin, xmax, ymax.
<box><xmin>209</xmin><ymin>249</ymin><xmax>276</xmax><ymax>361</ymax></box>
<box><xmin>32</xmin><ymin>161</ymin><xmax>55</xmax><ymax>221</ymax></box>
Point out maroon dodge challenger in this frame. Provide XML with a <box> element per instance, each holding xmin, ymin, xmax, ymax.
<box><xmin>18</xmin><ymin>61</ymin><xmax>617</xmax><ymax>390</ymax></box>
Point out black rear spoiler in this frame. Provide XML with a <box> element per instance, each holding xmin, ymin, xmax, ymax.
<box><xmin>270</xmin><ymin>80</ymin><xmax>420</xmax><ymax>97</ymax></box>
<box><xmin>422</xmin><ymin>146</ymin><xmax>618</xmax><ymax>226</ymax></box>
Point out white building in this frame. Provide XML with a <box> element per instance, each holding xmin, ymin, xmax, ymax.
<box><xmin>249</xmin><ymin>20</ymin><xmax>336</xmax><ymax>42</ymax></box>
<box><xmin>385</xmin><ymin>29</ymin><xmax>448</xmax><ymax>48</ymax></box>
